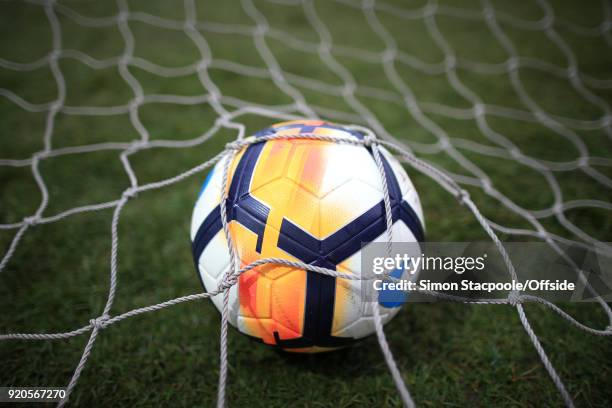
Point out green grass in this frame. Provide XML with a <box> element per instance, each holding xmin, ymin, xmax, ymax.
<box><xmin>1</xmin><ymin>0</ymin><xmax>611</xmax><ymax>406</ymax></box>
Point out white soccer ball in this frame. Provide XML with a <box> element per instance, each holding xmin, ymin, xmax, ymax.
<box><xmin>191</xmin><ymin>120</ymin><xmax>425</xmax><ymax>352</ymax></box>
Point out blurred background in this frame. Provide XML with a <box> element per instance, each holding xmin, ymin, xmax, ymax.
<box><xmin>1</xmin><ymin>0</ymin><xmax>611</xmax><ymax>406</ymax></box>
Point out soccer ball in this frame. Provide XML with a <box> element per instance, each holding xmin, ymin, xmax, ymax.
<box><xmin>191</xmin><ymin>120</ymin><xmax>425</xmax><ymax>352</ymax></box>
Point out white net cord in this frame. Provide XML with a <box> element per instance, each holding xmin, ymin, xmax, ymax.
<box><xmin>1</xmin><ymin>0</ymin><xmax>611</xmax><ymax>406</ymax></box>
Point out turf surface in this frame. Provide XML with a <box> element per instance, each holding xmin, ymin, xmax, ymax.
<box><xmin>1</xmin><ymin>0</ymin><xmax>611</xmax><ymax>406</ymax></box>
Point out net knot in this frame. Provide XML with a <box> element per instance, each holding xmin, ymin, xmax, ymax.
<box><xmin>473</xmin><ymin>104</ymin><xmax>485</xmax><ymax>117</ymax></box>
<box><xmin>122</xmin><ymin>187</ymin><xmax>138</xmax><ymax>200</ymax></box>
<box><xmin>541</xmin><ymin>15</ymin><xmax>554</xmax><ymax>30</ymax></box>
<box><xmin>362</xmin><ymin>134</ymin><xmax>378</xmax><ymax>147</ymax></box>
<box><xmin>342</xmin><ymin>83</ymin><xmax>356</xmax><ymax>96</ymax></box>
<box><xmin>196</xmin><ymin>59</ymin><xmax>209</xmax><ymax>72</ymax></box>
<box><xmin>50</xmin><ymin>101</ymin><xmax>63</xmax><ymax>112</ymax></box>
<box><xmin>318</xmin><ymin>43</ymin><xmax>331</xmax><ymax>54</ymax></box>
<box><xmin>423</xmin><ymin>3</ymin><xmax>437</xmax><ymax>17</ymax></box>
<box><xmin>255</xmin><ymin>26</ymin><xmax>266</xmax><ymax>36</ymax></box>
<box><xmin>445</xmin><ymin>55</ymin><xmax>457</xmax><ymax>70</ymax></box>
<box><xmin>22</xmin><ymin>215</ymin><xmax>40</xmax><ymax>226</ymax></box>
<box><xmin>456</xmin><ymin>189</ymin><xmax>470</xmax><ymax>205</ymax></box>
<box><xmin>482</xmin><ymin>6</ymin><xmax>494</xmax><ymax>20</ymax></box>
<box><xmin>506</xmin><ymin>57</ymin><xmax>519</xmax><ymax>72</ymax></box>
<box><xmin>221</xmin><ymin>273</ymin><xmax>238</xmax><ymax>289</ymax></box>
<box><xmin>129</xmin><ymin>140</ymin><xmax>146</xmax><ymax>151</ymax></box>
<box><xmin>438</xmin><ymin>138</ymin><xmax>451</xmax><ymax>149</ymax></box>
<box><xmin>362</xmin><ymin>0</ymin><xmax>375</xmax><ymax>10</ymax></box>
<box><xmin>32</xmin><ymin>150</ymin><xmax>49</xmax><ymax>160</ymax></box>
<box><xmin>48</xmin><ymin>48</ymin><xmax>61</xmax><ymax>60</ymax></box>
<box><xmin>225</xmin><ymin>140</ymin><xmax>245</xmax><ymax>151</ymax></box>
<box><xmin>90</xmin><ymin>314</ymin><xmax>110</xmax><ymax>330</ymax></box>
<box><xmin>508</xmin><ymin>147</ymin><xmax>521</xmax><ymax>159</ymax></box>
<box><xmin>129</xmin><ymin>95</ymin><xmax>144</xmax><ymax>108</ymax></box>
<box><xmin>382</xmin><ymin>49</ymin><xmax>396</xmax><ymax>62</ymax></box>
<box><xmin>507</xmin><ymin>291</ymin><xmax>522</xmax><ymax>306</ymax></box>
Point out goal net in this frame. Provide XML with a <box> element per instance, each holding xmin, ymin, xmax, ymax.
<box><xmin>1</xmin><ymin>0</ymin><xmax>611</xmax><ymax>406</ymax></box>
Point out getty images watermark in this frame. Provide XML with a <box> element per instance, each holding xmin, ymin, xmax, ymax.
<box><xmin>360</xmin><ymin>242</ymin><xmax>612</xmax><ymax>303</ymax></box>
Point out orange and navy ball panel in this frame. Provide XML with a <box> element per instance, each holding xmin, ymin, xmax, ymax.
<box><xmin>251</xmin><ymin>119</ymin><xmax>367</xmax><ymax>140</ymax></box>
<box><xmin>191</xmin><ymin>120</ymin><xmax>425</xmax><ymax>351</ymax></box>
